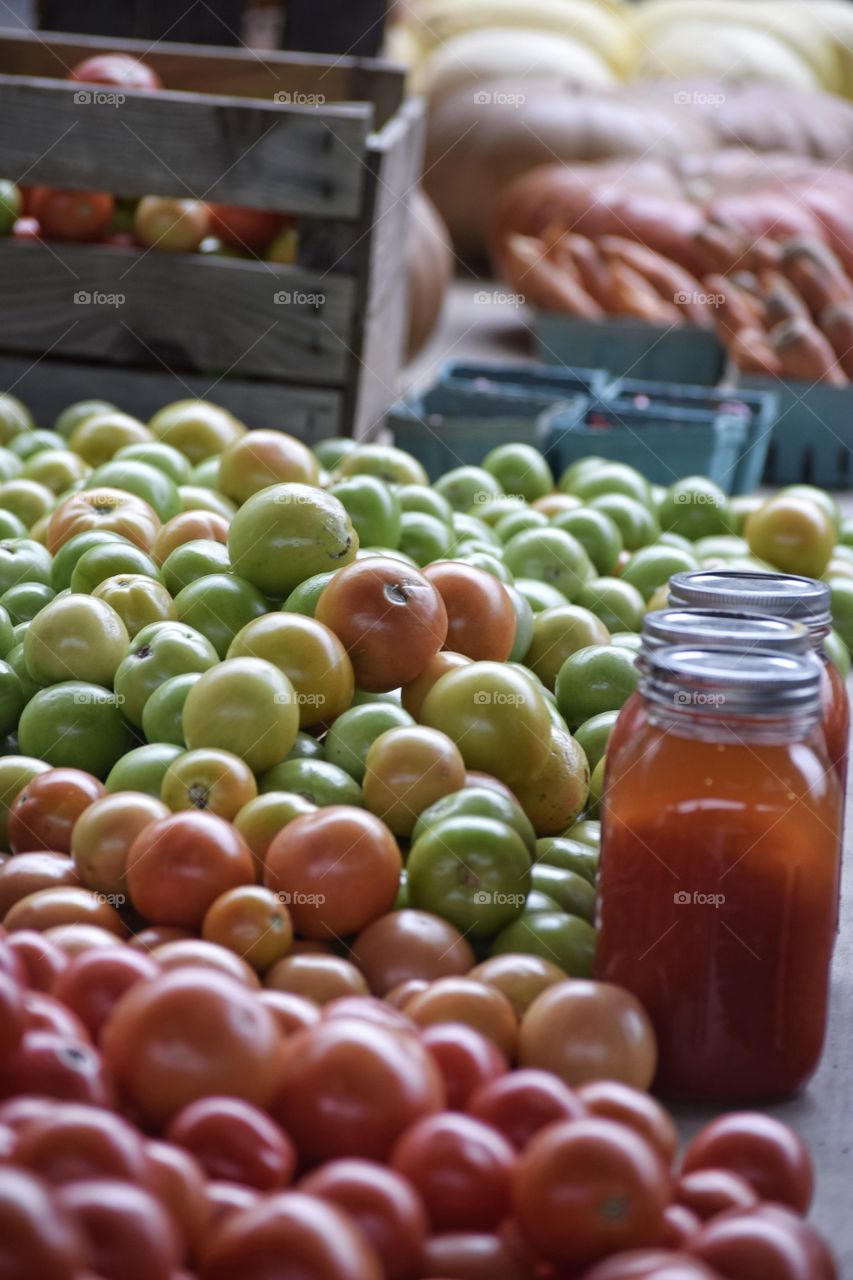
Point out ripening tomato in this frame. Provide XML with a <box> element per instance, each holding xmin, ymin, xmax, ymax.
<box><xmin>217</xmin><ymin>429</ymin><xmax>319</xmax><ymax>503</ymax></box>
<box><xmin>52</xmin><ymin>948</ymin><xmax>158</xmax><ymax>1040</ymax></box>
<box><xmin>151</xmin><ymin>938</ymin><xmax>259</xmax><ymax>989</ymax></box>
<box><xmin>272</xmin><ymin>1017</ymin><xmax>445</xmax><ymax>1163</ymax></box>
<box><xmin>8</xmin><ymin>767</ymin><xmax>106</xmax><ymax>854</ymax></box>
<box><xmin>468</xmin><ymin>953</ymin><xmax>566</xmax><ymax>1018</ymax></box>
<box><xmin>349</xmin><ymin>910</ymin><xmax>475</xmax><ymax>996</ymax></box>
<box><xmin>46</xmin><ymin>487</ymin><xmax>160</xmax><ymax>555</ymax></box>
<box><xmin>202</xmin><ymin>885</ymin><xmax>294</xmax><ymax>972</ymax></box>
<box><xmin>257</xmin><ymin>990</ymin><xmax>321</xmax><ymax>1037</ymax></box>
<box><xmin>125</xmin><ymin>811</ymin><xmax>255</xmax><ymax>928</ymax></box>
<box><xmin>227</xmin><ymin>612</ymin><xmax>354</xmax><ymax>729</ymax></box>
<box><xmin>315</xmin><ymin>558</ymin><xmax>448</xmax><ymax>692</ymax></box>
<box><xmin>69</xmin><ymin>53</ymin><xmax>162</xmax><ymax>90</ymax></box>
<box><xmin>208</xmin><ymin>206</ymin><xmax>285</xmax><ymax>252</ymax></box>
<box><xmin>423</xmin><ymin>562</ymin><xmax>516</xmax><ymax>661</ymax></box>
<box><xmin>159</xmin><ymin>748</ymin><xmax>258</xmax><ymax>821</ymax></box>
<box><xmin>403</xmin><ymin>978</ymin><xmax>518</xmax><ymax>1060</ymax></box>
<box><xmin>28</xmin><ymin>189</ymin><xmax>113</xmax><ymax>242</ymax></box>
<box><xmin>467</xmin><ymin>1069</ymin><xmax>585</xmax><ymax>1150</ymax></box>
<box><xmin>4</xmin><ymin>886</ymin><xmax>124</xmax><ymax>937</ymax></box>
<box><xmin>264</xmin><ymin>953</ymin><xmax>369</xmax><ymax>1004</ymax></box>
<box><xmin>400</xmin><ymin>650</ymin><xmax>472</xmax><ymax>720</ymax></box>
<box><xmin>151</xmin><ymin>510</ymin><xmax>229</xmax><ymax>565</ymax></box>
<box><xmin>419</xmin><ymin>1023</ymin><xmax>507</xmax><ymax>1110</ymax></box>
<box><xmin>4</xmin><ymin>929</ymin><xmax>67</xmax><ymax>991</ymax></box>
<box><xmin>167</xmin><ymin>1097</ymin><xmax>296</xmax><ymax>1190</ymax></box>
<box><xmin>70</xmin><ymin>791</ymin><xmax>169</xmax><ymax>899</ymax></box>
<box><xmin>391</xmin><ymin>1113</ymin><xmax>515</xmax><ymax>1232</ymax></box>
<box><xmin>101</xmin><ymin>968</ymin><xmax>284</xmax><ymax>1126</ymax></box>
<box><xmin>362</xmin><ymin>726</ymin><xmax>466</xmax><ymax>837</ymax></box>
<box><xmin>0</xmin><ymin>853</ymin><xmax>80</xmax><ymax>918</ymax></box>
<box><xmin>513</xmin><ymin>1118</ymin><xmax>671</xmax><ymax>1266</ymax></box>
<box><xmin>134</xmin><ymin>197</ymin><xmax>209</xmax><ymax>252</ymax></box>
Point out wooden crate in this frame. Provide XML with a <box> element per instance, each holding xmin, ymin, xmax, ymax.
<box><xmin>0</xmin><ymin>29</ymin><xmax>423</xmax><ymax>443</ymax></box>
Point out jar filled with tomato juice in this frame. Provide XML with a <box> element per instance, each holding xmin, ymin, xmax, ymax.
<box><xmin>597</xmin><ymin>645</ymin><xmax>842</xmax><ymax>1102</ymax></box>
<box><xmin>669</xmin><ymin>570</ymin><xmax>850</xmax><ymax>785</ymax></box>
<box><xmin>606</xmin><ymin>610</ymin><xmax>811</xmax><ymax>782</ymax></box>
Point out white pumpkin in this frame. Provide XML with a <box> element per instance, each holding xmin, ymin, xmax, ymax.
<box><xmin>419</xmin><ymin>27</ymin><xmax>617</xmax><ymax>99</ymax></box>
<box><xmin>632</xmin><ymin>21</ymin><xmax>820</xmax><ymax>92</ymax></box>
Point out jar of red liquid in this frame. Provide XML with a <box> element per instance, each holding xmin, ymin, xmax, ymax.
<box><xmin>606</xmin><ymin>609</ymin><xmax>812</xmax><ymax>784</ymax></box>
<box><xmin>668</xmin><ymin>570</ymin><xmax>850</xmax><ymax>785</ymax></box>
<box><xmin>597</xmin><ymin>645</ymin><xmax>842</xmax><ymax>1102</ymax></box>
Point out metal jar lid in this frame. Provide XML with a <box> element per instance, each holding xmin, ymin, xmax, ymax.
<box><xmin>668</xmin><ymin>570</ymin><xmax>831</xmax><ymax>631</ymax></box>
<box><xmin>642</xmin><ymin>608</ymin><xmax>812</xmax><ymax>655</ymax></box>
<box><xmin>642</xmin><ymin>644</ymin><xmax>822</xmax><ymax>718</ymax></box>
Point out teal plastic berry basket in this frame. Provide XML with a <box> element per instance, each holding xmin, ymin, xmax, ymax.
<box><xmin>534</xmin><ymin>312</ymin><xmax>728</xmax><ymax>387</ymax></box>
<box><xmin>386</xmin><ymin>385</ymin><xmax>590</xmax><ymax>479</ymax></box>
<box><xmin>610</xmin><ymin>379</ymin><xmax>777</xmax><ymax>495</ymax></box>
<box><xmin>739</xmin><ymin>375</ymin><xmax>853</xmax><ymax>488</ymax></box>
<box><xmin>538</xmin><ymin>399</ymin><xmax>749</xmax><ymax>492</ymax></box>
<box><xmin>436</xmin><ymin>359</ymin><xmax>609</xmax><ymax>401</ymax></box>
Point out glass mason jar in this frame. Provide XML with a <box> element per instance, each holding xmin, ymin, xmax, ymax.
<box><xmin>669</xmin><ymin>570</ymin><xmax>850</xmax><ymax>786</ymax></box>
<box><xmin>606</xmin><ymin>609</ymin><xmax>812</xmax><ymax>783</ymax></box>
<box><xmin>597</xmin><ymin>645</ymin><xmax>842</xmax><ymax>1103</ymax></box>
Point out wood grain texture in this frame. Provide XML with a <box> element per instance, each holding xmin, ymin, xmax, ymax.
<box><xmin>0</xmin><ymin>355</ymin><xmax>345</xmax><ymax>440</ymax></box>
<box><xmin>0</xmin><ymin>242</ymin><xmax>355</xmax><ymax>382</ymax></box>
<box><xmin>0</xmin><ymin>30</ymin><xmax>405</xmax><ymax>126</ymax></box>
<box><xmin>0</xmin><ymin>75</ymin><xmax>371</xmax><ymax>217</ymax></box>
<box><xmin>350</xmin><ymin>98</ymin><xmax>426</xmax><ymax>439</ymax></box>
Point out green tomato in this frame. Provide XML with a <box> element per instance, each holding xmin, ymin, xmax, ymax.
<box><xmin>53</xmin><ymin>400</ymin><xmax>117</xmax><ymax>440</ymax></box>
<box><xmin>395</xmin><ymin>484</ymin><xmax>453</xmax><ymax>524</ymax></box>
<box><xmin>50</xmin><ymin>531</ymin><xmax>132</xmax><ymax>593</ymax></box>
<box><xmin>350</xmin><ymin>689</ymin><xmax>402</xmax><ymax>707</ymax></box>
<box><xmin>491</xmin><ymin>911</ymin><xmax>595</xmax><ymax>976</ymax></box>
<box><xmin>6</xmin><ymin>642</ymin><xmax>42</xmax><ymax>702</ymax></box>
<box><xmin>657</xmin><ymin>531</ymin><xmax>693</xmax><ymax>553</ymax></box>
<box><xmin>573</xmin><ymin>710</ymin><xmax>619</xmax><ymax>771</ymax></box>
<box><xmin>285</xmin><ymin>731</ymin><xmax>325</xmax><ymax>762</ymax></box>
<box><xmin>92</xmin><ymin>574</ymin><xmax>175</xmax><ymax>637</ymax></box>
<box><xmin>174</xmin><ymin>573</ymin><xmax>268</xmax><ymax>658</ymax></box>
<box><xmin>506</xmin><ymin>585</ymin><xmax>534</xmax><ymax>663</ymax></box>
<box><xmin>190</xmin><ymin>456</ymin><xmax>221</xmax><ymax>489</ymax></box>
<box><xmin>336</xmin><ymin>443</ymin><xmax>427</xmax><ymax>486</ymax></box>
<box><xmin>397</xmin><ymin>512</ymin><xmax>454</xmax><ymax>566</ymax></box>
<box><xmin>781</xmin><ymin>485</ymin><xmax>840</xmax><ymax>534</ymax></box>
<box><xmin>105</xmin><ymin>742</ymin><xmax>184</xmax><ymax>797</ymax></box>
<box><xmin>564</xmin><ymin>818</ymin><xmax>600</xmax><ymax>847</ymax></box>
<box><xmin>282</xmin><ymin>571</ymin><xmax>336</xmax><ymax>618</ymax></box>
<box><xmin>411</xmin><ymin>785</ymin><xmax>536</xmax><ymax>855</ymax></box>
<box><xmin>0</xmin><ymin>179</ymin><xmax>20</xmax><ymax>235</ymax></box>
<box><xmin>0</xmin><ymin>449</ymin><xmax>22</xmax><ymax>484</ymax></box>
<box><xmin>141</xmin><ymin>671</ymin><xmax>200</xmax><ymax>746</ymax></box>
<box><xmin>0</xmin><ymin>539</ymin><xmax>52</xmax><ymax>595</ymax></box>
<box><xmin>482</xmin><ymin>442</ymin><xmax>553</xmax><ymax>503</ymax></box>
<box><xmin>324</xmin><ymin>702</ymin><xmax>415</xmax><ymax>783</ymax></box>
<box><xmin>0</xmin><ymin>480</ymin><xmax>55</xmax><ymax>528</ymax></box>
<box><xmin>454</xmin><ymin>552</ymin><xmax>512</xmax><ymax>584</ymax></box>
<box><xmin>610</xmin><ymin>631</ymin><xmax>643</xmax><ymax>653</ymax></box>
<box><xmin>729</xmin><ymin>494</ymin><xmax>762</xmax><ymax>534</ymax></box>
<box><xmin>259</xmin><ymin>757</ymin><xmax>363</xmax><ymax>807</ymax></box>
<box><xmin>503</xmin><ymin>528</ymin><xmax>595</xmax><ymax>601</ymax></box>
<box><xmin>8</xmin><ymin>430</ymin><xmax>66</xmax><ymax>460</ymax></box>
<box><xmin>0</xmin><ymin>581</ymin><xmax>55</xmax><ymax>626</ymax></box>
<box><xmin>228</xmin><ymin>484</ymin><xmax>357</xmax><ymax>599</ymax></box>
<box><xmin>70</xmin><ymin>542</ymin><xmax>161</xmax><ymax>594</ymax></box>
<box><xmin>89</xmin><ymin>459</ymin><xmax>181</xmax><ymax>522</ymax></box>
<box><xmin>620</xmin><ymin>545</ymin><xmax>699</xmax><ymax>602</ymax></box>
<box><xmin>0</xmin><ymin>395</ymin><xmax>33</xmax><ymax>444</ymax></box>
<box><xmin>435</xmin><ymin>466</ymin><xmax>504</xmax><ymax>513</ymax></box>
<box><xmin>451</xmin><ymin>513</ymin><xmax>501</xmax><ymax>548</ymax></box>
<box><xmin>523</xmin><ymin>604</ymin><xmax>610</xmax><ymax>690</ymax></box>
<box><xmin>471</xmin><ymin>496</ymin><xmax>528</xmax><ymax>527</ymax></box>
<box><xmin>18</xmin><ymin>682</ymin><xmax>135</xmax><ymax>778</ymax></box>
<box><xmin>329</xmin><ymin>475</ymin><xmax>401</xmax><ymax>550</ymax></box>
<box><xmin>828</xmin><ymin>577</ymin><xmax>853</xmax><ymax>652</ymax></box>
<box><xmin>587</xmin><ymin>755</ymin><xmax>606</xmax><ymax>817</ymax></box>
<box><xmin>555</xmin><ymin>643</ymin><xmax>639</xmax><ymax>727</ymax></box>
<box><xmin>0</xmin><ymin>603</ymin><xmax>13</xmax><ymax>657</ymax></box>
<box><xmin>114</xmin><ymin>620</ymin><xmax>219</xmax><ymax>727</ymax></box>
<box><xmin>577</xmin><ymin>577</ymin><xmax>646</xmax><ymax>634</ymax></box>
<box><xmin>693</xmin><ymin>535</ymin><xmax>750</xmax><ymax>561</ymax></box>
<box><xmin>407</xmin><ymin>815</ymin><xmax>531</xmax><ymax>938</ymax></box>
<box><xmin>824</xmin><ymin>628</ymin><xmax>850</xmax><ymax>677</ymax></box>
<box><xmin>550</xmin><ymin>506</ymin><xmax>623</xmax><ymax>576</ymax></box>
<box><xmin>534</xmin><ymin>835</ymin><xmax>598</xmax><ymax>884</ymax></box>
<box><xmin>495</xmin><ymin>509</ymin><xmax>548</xmax><ymax>543</ymax></box>
<box><xmin>589</xmin><ymin>494</ymin><xmax>660</xmax><ymax>551</ymax></box>
<box><xmin>161</xmin><ymin>538</ymin><xmax>230</xmax><ymax>595</ymax></box>
<box><xmin>114</xmin><ymin>441</ymin><xmax>192</xmax><ymax>486</ymax></box>
<box><xmin>0</xmin><ymin>510</ymin><xmax>26</xmax><ymax>540</ymax></box>
<box><xmin>314</xmin><ymin>437</ymin><xmax>358</xmax><ymax>472</ymax></box>
<box><xmin>513</xmin><ymin>579</ymin><xmax>568</xmax><ymax>613</ymax></box>
<box><xmin>658</xmin><ymin>477</ymin><xmax>734</xmax><ymax>540</ymax></box>
<box><xmin>563</xmin><ymin>460</ymin><xmax>652</xmax><ymax>507</ymax></box>
<box><xmin>182</xmin><ymin>657</ymin><xmax>299</xmax><ymax>775</ymax></box>
<box><xmin>0</xmin><ymin>754</ymin><xmax>51</xmax><ymax>850</ymax></box>
<box><xmin>0</xmin><ymin>659</ymin><xmax>25</xmax><ymax>736</ymax></box>
<box><xmin>178</xmin><ymin>486</ymin><xmax>236</xmax><ymax>519</ymax></box>
<box><xmin>25</xmin><ymin>594</ymin><xmax>128</xmax><ymax>686</ymax></box>
<box><xmin>530</xmin><ymin>863</ymin><xmax>596</xmax><ymax>923</ymax></box>
<box><xmin>21</xmin><ymin>449</ymin><xmax>90</xmax><ymax>495</ymax></box>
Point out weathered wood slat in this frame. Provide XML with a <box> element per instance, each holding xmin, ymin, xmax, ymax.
<box><xmin>0</xmin><ymin>355</ymin><xmax>345</xmax><ymax>440</ymax></box>
<box><xmin>0</xmin><ymin>30</ymin><xmax>405</xmax><ymax>126</ymax></box>
<box><xmin>0</xmin><ymin>76</ymin><xmax>371</xmax><ymax>218</ymax></box>
<box><xmin>0</xmin><ymin>242</ymin><xmax>354</xmax><ymax>382</ymax></box>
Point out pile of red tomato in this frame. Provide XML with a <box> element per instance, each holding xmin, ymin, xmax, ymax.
<box><xmin>0</xmin><ymin>53</ymin><xmax>295</xmax><ymax>259</ymax></box>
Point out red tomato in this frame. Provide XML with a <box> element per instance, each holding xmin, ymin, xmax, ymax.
<box><xmin>144</xmin><ymin>1139</ymin><xmax>209</xmax><ymax>1259</ymax></box>
<box><xmin>0</xmin><ymin>1165</ymin><xmax>85</xmax><ymax>1279</ymax></box>
<box><xmin>323</xmin><ymin>995</ymin><xmax>416</xmax><ymax>1034</ymax></box>
<box><xmin>8</xmin><ymin>768</ymin><xmax>106</xmax><ymax>854</ymax></box>
<box><xmin>69</xmin><ymin>53</ymin><xmax>162</xmax><ymax>90</ymax></box>
<box><xmin>0</xmin><ymin>854</ymin><xmax>81</xmax><ymax>919</ymax></box>
<box><xmin>100</xmin><ymin>969</ymin><xmax>284</xmax><ymax>1126</ymax></box>
<box><xmin>676</xmin><ymin>1169</ymin><xmax>760</xmax><ymax>1221</ymax></box>
<box><xmin>689</xmin><ymin>1203</ymin><xmax>836</xmax><ymax>1280</ymax></box>
<box><xmin>576</xmin><ymin>1081</ymin><xmax>678</xmax><ymax>1167</ymax></box>
<box><xmin>581</xmin><ymin>1252</ymin><xmax>721</xmax><ymax>1279</ymax></box>
<box><xmin>204</xmin><ymin>1180</ymin><xmax>261</xmax><ymax>1231</ymax></box>
<box><xmin>423</xmin><ymin>562</ymin><xmax>517</xmax><ymax>661</ymax></box>
<box><xmin>167</xmin><ymin>1097</ymin><xmax>296</xmax><ymax>1191</ymax></box>
<box><xmin>199</xmin><ymin>1191</ymin><xmax>383</xmax><ymax>1280</ymax></box>
<box><xmin>350</xmin><ymin>910</ymin><xmax>475</xmax><ymax>997</ymax></box>
<box><xmin>0</xmin><ymin>969</ymin><xmax>25</xmax><ymax>1058</ymax></box>
<box><xmin>55</xmin><ymin>1178</ymin><xmax>182</xmax><ymax>1280</ymax></box>
<box><xmin>681</xmin><ymin>1114</ymin><xmax>813</xmax><ymax>1214</ymax></box>
<box><xmin>419</xmin><ymin>1022</ymin><xmax>507</xmax><ymax>1110</ymax></box>
<box><xmin>28</xmin><ymin>189</ymin><xmax>114</xmax><ymax>242</ymax></box>
<box><xmin>0</xmin><ymin>1031</ymin><xmax>113</xmax><ymax>1106</ymax></box>
<box><xmin>52</xmin><ymin>947</ymin><xmax>158</xmax><ymax>1039</ymax></box>
<box><xmin>300</xmin><ymin>1158</ymin><xmax>429</xmax><ymax>1280</ymax></box>
<box><xmin>0</xmin><ymin>1094</ymin><xmax>57</xmax><ymax>1133</ymax></box>
<box><xmin>390</xmin><ymin>1113</ymin><xmax>515</xmax><ymax>1232</ymax></box>
<box><xmin>513</xmin><ymin>1118</ymin><xmax>670</xmax><ymax>1266</ymax></box>
<box><xmin>257</xmin><ymin>989</ymin><xmax>322</xmax><ymax>1037</ymax></box>
<box><xmin>467</xmin><ymin>1068</ymin><xmax>585</xmax><ymax>1151</ymax></box>
<box><xmin>208</xmin><ymin>205</ymin><xmax>284</xmax><ymax>251</ymax></box>
<box><xmin>661</xmin><ymin>1203</ymin><xmax>703</xmax><ymax>1250</ymax></box>
<box><xmin>13</xmin><ymin>1102</ymin><xmax>149</xmax><ymax>1185</ymax></box>
<box><xmin>23</xmin><ymin>989</ymin><xmax>90</xmax><ymax>1040</ymax></box>
<box><xmin>272</xmin><ymin>1017</ymin><xmax>445</xmax><ymax>1163</ymax></box>
<box><xmin>4</xmin><ymin>929</ymin><xmax>67</xmax><ymax>991</ymax></box>
<box><xmin>418</xmin><ymin>1232</ymin><xmax>534</xmax><ymax>1280</ymax></box>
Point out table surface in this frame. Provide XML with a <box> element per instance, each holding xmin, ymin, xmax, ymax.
<box><xmin>400</xmin><ymin>281</ymin><xmax>853</xmax><ymax>1265</ymax></box>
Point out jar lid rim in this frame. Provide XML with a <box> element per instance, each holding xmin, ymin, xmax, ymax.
<box><xmin>643</xmin><ymin>644</ymin><xmax>822</xmax><ymax>716</ymax></box>
<box><xmin>668</xmin><ymin>570</ymin><xmax>831</xmax><ymax>628</ymax></box>
<box><xmin>643</xmin><ymin>608</ymin><xmax>812</xmax><ymax>653</ymax></box>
